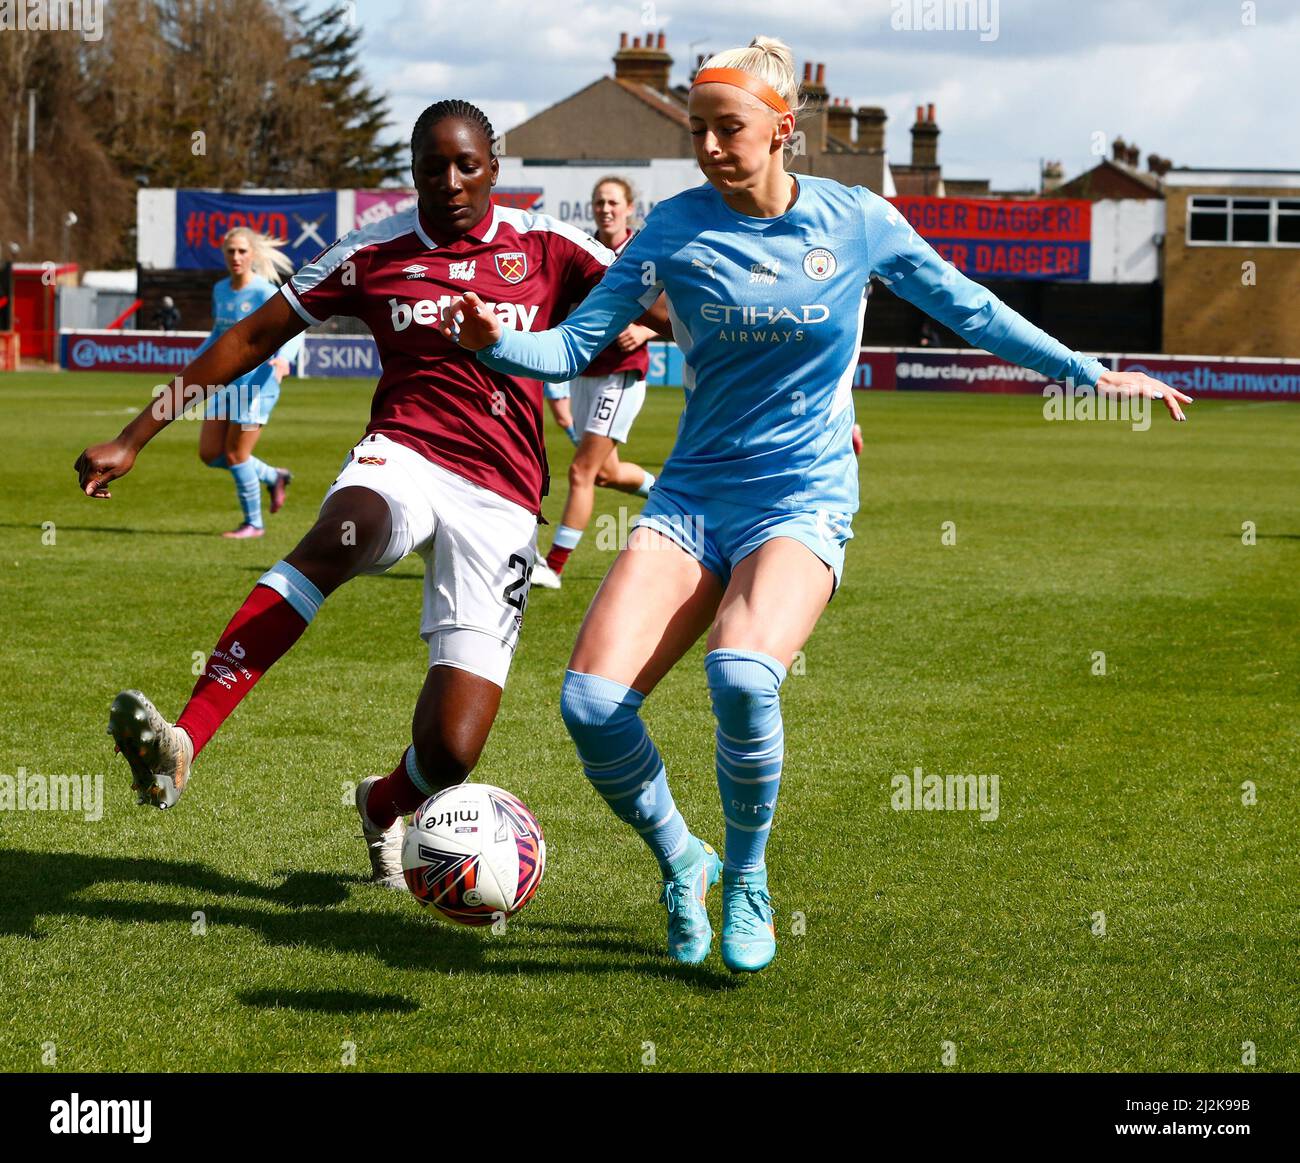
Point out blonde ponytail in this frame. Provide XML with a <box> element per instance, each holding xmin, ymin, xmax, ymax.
<box><xmin>222</xmin><ymin>227</ymin><xmax>295</xmax><ymax>285</ymax></box>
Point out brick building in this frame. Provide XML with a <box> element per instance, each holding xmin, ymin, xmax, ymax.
<box><xmin>502</xmin><ymin>31</ymin><xmax>961</xmax><ymax>196</ymax></box>
<box><xmin>1162</xmin><ymin>169</ymin><xmax>1300</xmax><ymax>358</ymax></box>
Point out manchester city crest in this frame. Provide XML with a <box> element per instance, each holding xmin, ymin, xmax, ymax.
<box><xmin>803</xmin><ymin>248</ymin><xmax>837</xmax><ymax>281</ymax></box>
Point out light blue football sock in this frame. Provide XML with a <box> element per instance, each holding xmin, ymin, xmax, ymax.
<box><xmin>206</xmin><ymin>453</ymin><xmax>228</xmax><ymax>469</ymax></box>
<box><xmin>553</xmin><ymin>524</ymin><xmax>583</xmax><ymax>551</ymax></box>
<box><xmin>560</xmin><ymin>669</ymin><xmax>691</xmax><ymax>873</ymax></box>
<box><xmin>229</xmin><ymin>460</ymin><xmax>263</xmax><ymax>528</ymax></box>
<box><xmin>246</xmin><ymin>455</ymin><xmax>279</xmax><ymax>486</ymax></box>
<box><xmin>636</xmin><ymin>470</ymin><xmax>656</xmax><ymax>498</ymax></box>
<box><xmin>706</xmin><ymin>648</ymin><xmax>786</xmax><ymax>874</ymax></box>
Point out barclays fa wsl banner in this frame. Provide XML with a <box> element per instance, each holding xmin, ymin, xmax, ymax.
<box><xmin>891</xmin><ymin>196</ymin><xmax>1092</xmax><ymax>281</ymax></box>
<box><xmin>175</xmin><ymin>191</ymin><xmax>338</xmax><ymax>270</ymax></box>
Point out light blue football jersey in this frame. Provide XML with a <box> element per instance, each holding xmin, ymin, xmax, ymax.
<box><xmin>197</xmin><ymin>275</ymin><xmax>303</xmax><ymax>380</ymax></box>
<box><xmin>477</xmin><ymin>174</ymin><xmax>1107</xmax><ymax>513</ymax></box>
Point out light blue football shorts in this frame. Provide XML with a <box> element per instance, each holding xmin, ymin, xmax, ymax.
<box><xmin>204</xmin><ymin>366</ymin><xmax>281</xmax><ymax>427</ymax></box>
<box><xmin>631</xmin><ymin>481</ymin><xmax>854</xmax><ymax>592</ymax></box>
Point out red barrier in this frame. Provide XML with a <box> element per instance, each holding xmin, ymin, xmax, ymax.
<box><xmin>105</xmin><ymin>299</ymin><xmax>143</xmax><ymax>331</ymax></box>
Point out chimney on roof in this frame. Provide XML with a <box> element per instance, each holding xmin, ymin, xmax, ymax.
<box><xmin>911</xmin><ymin>102</ymin><xmax>940</xmax><ymax>168</ymax></box>
<box><xmin>855</xmin><ymin>105</ymin><xmax>886</xmax><ymax>152</ymax></box>
<box><xmin>827</xmin><ymin>97</ymin><xmax>854</xmax><ymax>144</ymax></box>
<box><xmin>797</xmin><ymin>61</ymin><xmax>830</xmax><ymax>155</ymax></box>
<box><xmin>613</xmin><ymin>29</ymin><xmax>673</xmax><ymax>93</ymax></box>
<box><xmin>1126</xmin><ymin>143</ymin><xmax>1140</xmax><ymax>166</ymax></box>
<box><xmin>800</xmin><ymin>60</ymin><xmax>828</xmax><ymax>106</ymax></box>
<box><xmin>1041</xmin><ymin>160</ymin><xmax>1064</xmax><ymax>194</ymax></box>
<box><xmin>1147</xmin><ymin>153</ymin><xmax>1172</xmax><ymax>177</ymax></box>
<box><xmin>1111</xmin><ymin>135</ymin><xmax>1128</xmax><ymax>163</ymax></box>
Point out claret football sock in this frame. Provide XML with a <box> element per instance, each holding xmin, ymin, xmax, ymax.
<box><xmin>706</xmin><ymin>648</ymin><xmax>786</xmax><ymax>875</ymax></box>
<box><xmin>176</xmin><ymin>561</ymin><xmax>323</xmax><ymax>756</ymax></box>
<box><xmin>365</xmin><ymin>746</ymin><xmax>433</xmax><ymax>829</ymax></box>
<box><xmin>560</xmin><ymin>669</ymin><xmax>690</xmax><ymax>873</ymax></box>
<box><xmin>545</xmin><ymin>524</ymin><xmax>583</xmax><ymax>575</ymax></box>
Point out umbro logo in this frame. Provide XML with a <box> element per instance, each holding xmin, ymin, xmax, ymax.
<box><xmin>403</xmin><ymin>264</ymin><xmax>429</xmax><ymax>279</ymax></box>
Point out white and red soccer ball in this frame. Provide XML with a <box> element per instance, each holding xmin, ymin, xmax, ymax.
<box><xmin>401</xmin><ymin>784</ymin><xmax>545</xmax><ymax>925</ymax></box>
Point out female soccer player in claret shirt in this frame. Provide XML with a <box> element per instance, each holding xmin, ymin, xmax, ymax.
<box><xmin>531</xmin><ymin>176</ymin><xmax>663</xmax><ymax>590</ymax></box>
<box><xmin>196</xmin><ymin>227</ymin><xmax>301</xmax><ymax>539</ymax></box>
<box><xmin>73</xmin><ymin>100</ymin><xmax>635</xmax><ymax>888</ymax></box>
<box><xmin>440</xmin><ymin>38</ymin><xmax>1192</xmax><ymax>972</ymax></box>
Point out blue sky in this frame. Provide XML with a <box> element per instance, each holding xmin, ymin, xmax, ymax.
<box><xmin>313</xmin><ymin>0</ymin><xmax>1298</xmax><ymax>189</ymax></box>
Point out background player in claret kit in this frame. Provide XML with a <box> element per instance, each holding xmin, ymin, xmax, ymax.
<box><xmin>532</xmin><ymin>176</ymin><xmax>663</xmax><ymax>590</ymax></box>
<box><xmin>441</xmin><ymin>37</ymin><xmax>1192</xmax><ymax>973</ymax></box>
<box><xmin>73</xmin><ymin>99</ymin><xmax>636</xmax><ymax>888</ymax></box>
<box><xmin>196</xmin><ymin>227</ymin><xmax>302</xmax><ymax>539</ymax></box>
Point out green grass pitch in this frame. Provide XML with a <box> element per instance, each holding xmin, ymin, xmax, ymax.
<box><xmin>1</xmin><ymin>371</ymin><xmax>1296</xmax><ymax>1072</ymax></box>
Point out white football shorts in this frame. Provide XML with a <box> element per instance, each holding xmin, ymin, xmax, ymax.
<box><xmin>571</xmin><ymin>371</ymin><xmax>646</xmax><ymax>443</ymax></box>
<box><xmin>323</xmin><ymin>434</ymin><xmax>537</xmax><ymax>688</ymax></box>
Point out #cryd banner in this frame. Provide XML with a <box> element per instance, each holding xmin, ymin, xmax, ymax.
<box><xmin>176</xmin><ymin>191</ymin><xmax>338</xmax><ymax>271</ymax></box>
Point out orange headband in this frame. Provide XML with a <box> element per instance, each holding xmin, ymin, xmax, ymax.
<box><xmin>690</xmin><ymin>67</ymin><xmax>791</xmax><ymax>116</ymax></box>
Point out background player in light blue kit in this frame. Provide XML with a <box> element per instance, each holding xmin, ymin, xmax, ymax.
<box><xmin>197</xmin><ymin>227</ymin><xmax>302</xmax><ymax>539</ymax></box>
<box><xmin>441</xmin><ymin>36</ymin><xmax>1192</xmax><ymax>973</ymax></box>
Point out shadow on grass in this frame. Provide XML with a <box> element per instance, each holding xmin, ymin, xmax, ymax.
<box><xmin>0</xmin><ymin>850</ymin><xmax>738</xmax><ymax>989</ymax></box>
<box><xmin>0</xmin><ymin>522</ymin><xmax>214</xmax><ymax>538</ymax></box>
<box><xmin>238</xmin><ymin>988</ymin><xmax>419</xmax><ymax>1014</ymax></box>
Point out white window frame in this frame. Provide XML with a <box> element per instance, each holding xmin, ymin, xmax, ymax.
<box><xmin>1187</xmin><ymin>195</ymin><xmax>1300</xmax><ymax>248</ymax></box>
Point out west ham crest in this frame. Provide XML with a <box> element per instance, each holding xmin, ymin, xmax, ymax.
<box><xmin>495</xmin><ymin>251</ymin><xmax>527</xmax><ymax>284</ymax></box>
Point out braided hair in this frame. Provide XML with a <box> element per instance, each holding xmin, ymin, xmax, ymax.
<box><xmin>410</xmin><ymin>99</ymin><xmax>496</xmax><ymax>158</ymax></box>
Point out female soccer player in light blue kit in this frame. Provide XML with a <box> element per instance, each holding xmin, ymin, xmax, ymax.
<box><xmin>441</xmin><ymin>37</ymin><xmax>1192</xmax><ymax>972</ymax></box>
<box><xmin>197</xmin><ymin>227</ymin><xmax>303</xmax><ymax>538</ymax></box>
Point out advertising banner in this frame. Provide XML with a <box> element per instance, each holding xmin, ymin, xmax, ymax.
<box><xmin>891</xmin><ymin>196</ymin><xmax>1092</xmax><ymax>281</ymax></box>
<box><xmin>62</xmin><ymin>331</ymin><xmax>205</xmax><ymax>373</ymax></box>
<box><xmin>175</xmin><ymin>191</ymin><xmax>337</xmax><ymax>270</ymax></box>
<box><xmin>1116</xmin><ymin>355</ymin><xmax>1300</xmax><ymax>401</ymax></box>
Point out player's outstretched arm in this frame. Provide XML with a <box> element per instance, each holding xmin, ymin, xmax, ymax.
<box><xmin>440</xmin><ymin>284</ymin><xmax>649</xmax><ymax>382</ymax></box>
<box><xmin>867</xmin><ymin>191</ymin><xmax>1193</xmax><ymax>423</ymax></box>
<box><xmin>74</xmin><ymin>295</ymin><xmax>306</xmax><ymax>498</ymax></box>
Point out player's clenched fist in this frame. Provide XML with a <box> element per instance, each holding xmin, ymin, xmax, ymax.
<box><xmin>75</xmin><ymin>439</ymin><xmax>137</xmax><ymax>499</ymax></box>
<box><xmin>438</xmin><ymin>292</ymin><xmax>502</xmax><ymax>351</ymax></box>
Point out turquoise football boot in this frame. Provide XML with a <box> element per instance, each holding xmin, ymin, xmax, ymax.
<box><xmin>721</xmin><ymin>867</ymin><xmax>776</xmax><ymax>973</ymax></box>
<box><xmin>659</xmin><ymin>837</ymin><xmax>722</xmax><ymax>964</ymax></box>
